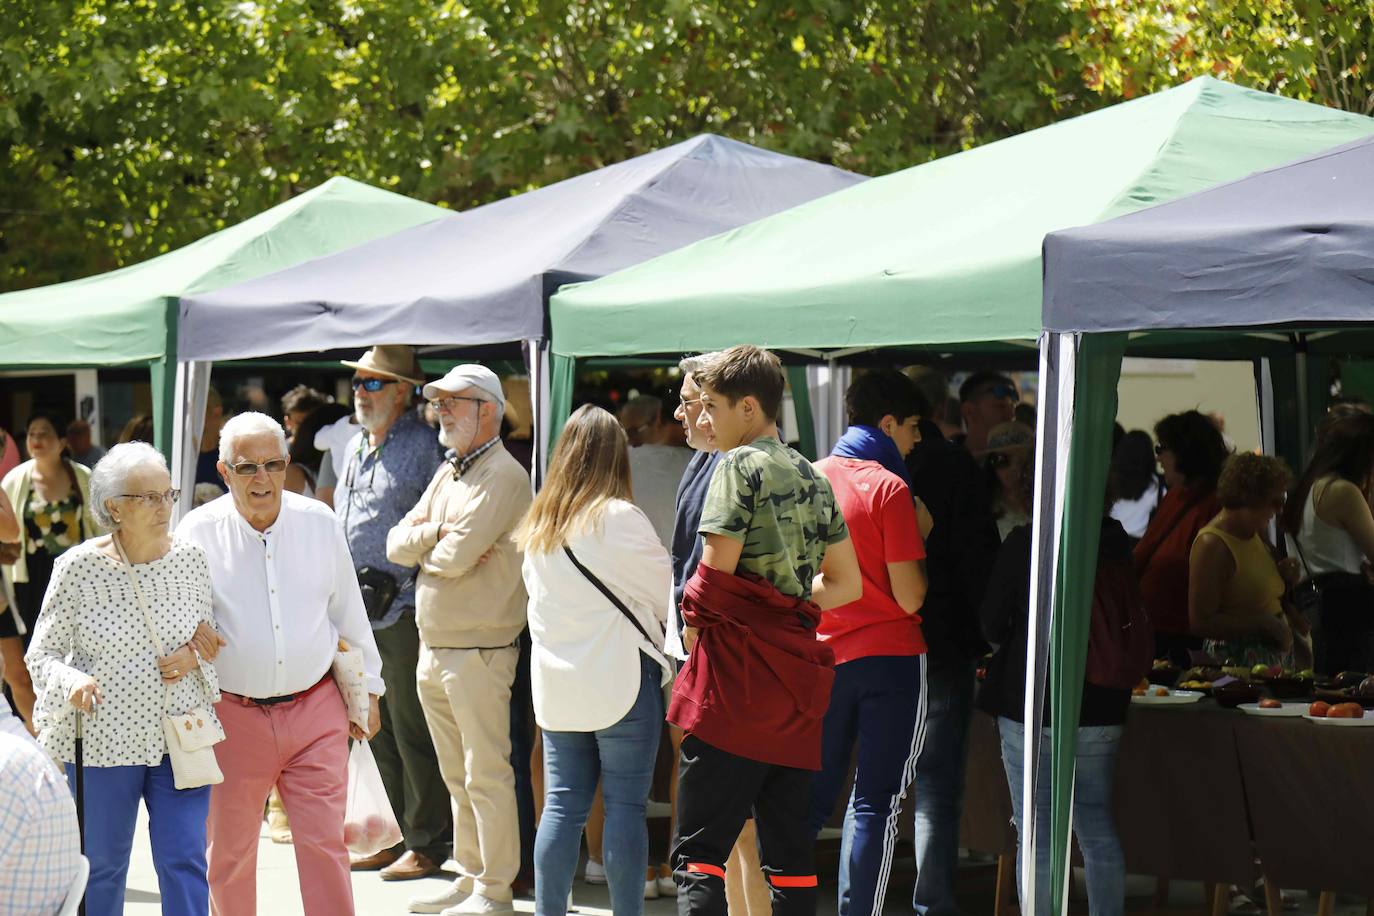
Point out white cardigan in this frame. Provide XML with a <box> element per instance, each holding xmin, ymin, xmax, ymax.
<box><xmin>522</xmin><ymin>500</ymin><xmax>672</xmax><ymax>732</ymax></box>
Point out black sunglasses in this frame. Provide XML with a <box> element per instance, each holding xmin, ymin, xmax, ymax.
<box><xmin>1154</xmin><ymin>443</ymin><xmax>1169</xmax><ymax>456</ymax></box>
<box><xmin>351</xmin><ymin>376</ymin><xmax>402</xmax><ymax>392</ymax></box>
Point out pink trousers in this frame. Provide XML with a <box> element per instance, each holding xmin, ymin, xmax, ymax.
<box><xmin>208</xmin><ymin>680</ymin><xmax>353</xmax><ymax>916</ymax></box>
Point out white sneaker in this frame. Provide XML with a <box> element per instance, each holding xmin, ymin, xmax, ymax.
<box><xmin>584</xmin><ymin>859</ymin><xmax>606</xmax><ymax>885</ymax></box>
<box><xmin>410</xmin><ymin>881</ymin><xmax>468</xmax><ymax>914</ymax></box>
<box><xmin>644</xmin><ymin>877</ymin><xmax>660</xmax><ymax>900</ymax></box>
<box><xmin>657</xmin><ymin>875</ymin><xmax>678</xmax><ymax>897</ymax></box>
<box><xmin>443</xmin><ymin>893</ymin><xmax>515</xmax><ymax>915</ymax></box>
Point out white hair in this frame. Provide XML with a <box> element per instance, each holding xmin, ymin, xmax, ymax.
<box><xmin>679</xmin><ymin>351</ymin><xmax>723</xmax><ymax>377</ymax></box>
<box><xmin>218</xmin><ymin>412</ymin><xmax>289</xmax><ymax>463</ymax></box>
<box><xmin>89</xmin><ymin>442</ymin><xmax>168</xmax><ymax>530</ymax></box>
<box><xmin>470</xmin><ymin>387</ymin><xmax>505</xmax><ymax>422</ymax></box>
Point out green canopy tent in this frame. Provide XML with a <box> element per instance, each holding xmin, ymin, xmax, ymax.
<box><xmin>548</xmin><ymin>77</ymin><xmax>1374</xmax><ymax>912</ymax></box>
<box><xmin>0</xmin><ymin>177</ymin><xmax>446</xmax><ymax>464</ymax></box>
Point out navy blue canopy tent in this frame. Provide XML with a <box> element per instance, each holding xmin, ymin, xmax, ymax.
<box><xmin>1026</xmin><ymin>133</ymin><xmax>1374</xmax><ymax>911</ymax></box>
<box><xmin>176</xmin><ymin>134</ymin><xmax>862</xmax><ymax>482</ymax></box>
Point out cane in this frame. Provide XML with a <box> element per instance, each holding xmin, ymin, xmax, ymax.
<box><xmin>75</xmin><ymin>709</ymin><xmax>86</xmax><ymax>916</ymax></box>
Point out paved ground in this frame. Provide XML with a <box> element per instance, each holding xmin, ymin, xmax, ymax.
<box><xmin>120</xmin><ymin>806</ymin><xmax>1367</xmax><ymax>915</ymax></box>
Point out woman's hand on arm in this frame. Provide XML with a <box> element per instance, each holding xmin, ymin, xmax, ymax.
<box><xmin>157</xmin><ymin>645</ymin><xmax>197</xmax><ymax>684</ymax></box>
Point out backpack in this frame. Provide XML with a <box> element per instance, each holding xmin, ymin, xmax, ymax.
<box><xmin>1085</xmin><ymin>522</ymin><xmax>1154</xmax><ymax>690</ymax></box>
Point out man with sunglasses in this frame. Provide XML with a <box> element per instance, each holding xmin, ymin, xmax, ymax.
<box><xmin>177</xmin><ymin>411</ymin><xmax>384</xmax><ymax>916</ymax></box>
<box><xmin>956</xmin><ymin>371</ymin><xmax>1019</xmax><ymax>455</ymax></box>
<box><xmin>387</xmin><ymin>364</ymin><xmax>531</xmax><ymax>916</ymax></box>
<box><xmin>334</xmin><ymin>346</ymin><xmax>451</xmax><ymax>881</ymax></box>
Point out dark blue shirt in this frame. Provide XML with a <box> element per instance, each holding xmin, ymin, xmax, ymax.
<box><xmin>336</xmin><ymin>410</ymin><xmax>445</xmax><ymax>628</ymax></box>
<box><xmin>667</xmin><ymin>450</ymin><xmax>722</xmax><ymax>657</ymax></box>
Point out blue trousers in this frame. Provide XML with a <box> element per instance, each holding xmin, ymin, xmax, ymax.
<box><xmin>998</xmin><ymin>719</ymin><xmax>1125</xmax><ymax>916</ymax></box>
<box><xmin>809</xmin><ymin>654</ymin><xmax>927</xmax><ymax>916</ymax></box>
<box><xmin>910</xmin><ymin>646</ymin><xmax>976</xmax><ymax>916</ymax></box>
<box><xmin>66</xmin><ymin>755</ymin><xmax>211</xmax><ymax>916</ymax></box>
<box><xmin>535</xmin><ymin>653</ymin><xmax>663</xmax><ymax>916</ymax></box>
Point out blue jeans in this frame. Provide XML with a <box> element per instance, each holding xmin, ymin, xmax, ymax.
<box><xmin>810</xmin><ymin>655</ymin><xmax>926</xmax><ymax>916</ymax></box>
<box><xmin>66</xmin><ymin>756</ymin><xmax>211</xmax><ymax>916</ymax></box>
<box><xmin>997</xmin><ymin>718</ymin><xmax>1125</xmax><ymax>916</ymax></box>
<box><xmin>910</xmin><ymin>647</ymin><xmax>976</xmax><ymax>916</ymax></box>
<box><xmin>535</xmin><ymin>653</ymin><xmax>663</xmax><ymax>916</ymax></box>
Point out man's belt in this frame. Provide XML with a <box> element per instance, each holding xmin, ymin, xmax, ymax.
<box><xmin>222</xmin><ymin>673</ymin><xmax>333</xmax><ymax>708</ymax></box>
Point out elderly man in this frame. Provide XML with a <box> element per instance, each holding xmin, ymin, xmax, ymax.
<box><xmin>334</xmin><ymin>346</ymin><xmax>451</xmax><ymax>880</ymax></box>
<box><xmin>387</xmin><ymin>365</ymin><xmax>531</xmax><ymax>916</ymax></box>
<box><xmin>177</xmin><ymin>412</ymin><xmax>383</xmax><ymax>916</ymax></box>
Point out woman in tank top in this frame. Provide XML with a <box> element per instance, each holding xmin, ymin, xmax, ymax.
<box><xmin>1281</xmin><ymin>413</ymin><xmax>1374</xmax><ymax>673</ymax></box>
<box><xmin>1189</xmin><ymin>454</ymin><xmax>1301</xmax><ymax>668</ymax></box>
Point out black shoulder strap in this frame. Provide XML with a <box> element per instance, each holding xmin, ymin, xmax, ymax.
<box><xmin>563</xmin><ymin>546</ymin><xmax>661</xmax><ymax>647</ymax></box>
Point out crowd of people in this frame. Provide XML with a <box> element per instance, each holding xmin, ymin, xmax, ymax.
<box><xmin>2</xmin><ymin>342</ymin><xmax>1373</xmax><ymax>916</ymax></box>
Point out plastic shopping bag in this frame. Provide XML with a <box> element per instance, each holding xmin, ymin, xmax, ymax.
<box><xmin>343</xmin><ymin>740</ymin><xmax>403</xmax><ymax>857</ymax></box>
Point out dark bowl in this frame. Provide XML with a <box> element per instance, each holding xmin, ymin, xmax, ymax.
<box><xmin>1334</xmin><ymin>671</ymin><xmax>1369</xmax><ymax>690</ymax></box>
<box><xmin>1263</xmin><ymin>676</ymin><xmax>1312</xmax><ymax>700</ymax></box>
<box><xmin>1147</xmin><ymin>665</ymin><xmax>1180</xmax><ymax>687</ymax></box>
<box><xmin>1313</xmin><ymin>688</ymin><xmax>1374</xmax><ymax>710</ymax></box>
<box><xmin>1213</xmin><ymin>683</ymin><xmax>1263</xmax><ymax>709</ymax></box>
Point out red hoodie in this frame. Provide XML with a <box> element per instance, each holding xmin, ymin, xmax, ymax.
<box><xmin>667</xmin><ymin>563</ymin><xmax>835</xmax><ymax>770</ymax></box>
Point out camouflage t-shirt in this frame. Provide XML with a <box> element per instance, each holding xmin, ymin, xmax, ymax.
<box><xmin>699</xmin><ymin>436</ymin><xmax>848</xmax><ymax>600</ymax></box>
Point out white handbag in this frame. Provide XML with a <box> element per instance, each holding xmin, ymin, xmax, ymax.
<box><xmin>115</xmin><ymin>535</ymin><xmax>225</xmax><ymax>790</ymax></box>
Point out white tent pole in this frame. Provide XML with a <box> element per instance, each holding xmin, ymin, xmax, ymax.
<box><xmin>523</xmin><ymin>338</ymin><xmax>550</xmax><ymax>492</ymax></box>
<box><xmin>1024</xmin><ymin>331</ymin><xmax>1077</xmax><ymax>911</ymax></box>
<box><xmin>171</xmin><ymin>361</ymin><xmax>211</xmax><ymax>524</ymax></box>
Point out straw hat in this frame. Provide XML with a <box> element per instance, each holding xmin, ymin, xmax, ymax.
<box><xmin>340</xmin><ymin>346</ymin><xmax>425</xmax><ymax>387</ymax></box>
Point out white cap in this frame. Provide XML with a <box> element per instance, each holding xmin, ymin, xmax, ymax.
<box><xmin>424</xmin><ymin>364</ymin><xmax>506</xmax><ymax>411</ymax></box>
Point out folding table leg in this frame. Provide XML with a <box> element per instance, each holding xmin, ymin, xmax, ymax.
<box><xmin>994</xmin><ymin>854</ymin><xmax>1015</xmax><ymax>916</ymax></box>
<box><xmin>1207</xmin><ymin>882</ymin><xmax>1228</xmax><ymax>916</ymax></box>
<box><xmin>1315</xmin><ymin>891</ymin><xmax>1334</xmax><ymax>916</ymax></box>
<box><xmin>1262</xmin><ymin>878</ymin><xmax>1283</xmax><ymax>916</ymax></box>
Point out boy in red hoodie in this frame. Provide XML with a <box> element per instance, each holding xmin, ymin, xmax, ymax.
<box><xmin>669</xmin><ymin>345</ymin><xmax>862</xmax><ymax>916</ymax></box>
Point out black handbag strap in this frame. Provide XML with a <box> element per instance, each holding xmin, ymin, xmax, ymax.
<box><xmin>563</xmin><ymin>546</ymin><xmax>662</xmax><ymax>648</ymax></box>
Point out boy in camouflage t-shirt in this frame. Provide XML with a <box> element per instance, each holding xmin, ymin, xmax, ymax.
<box><xmin>669</xmin><ymin>345</ymin><xmax>860</xmax><ymax>916</ymax></box>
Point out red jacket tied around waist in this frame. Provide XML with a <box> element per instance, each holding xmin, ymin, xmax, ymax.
<box><xmin>667</xmin><ymin>563</ymin><xmax>836</xmax><ymax>770</ymax></box>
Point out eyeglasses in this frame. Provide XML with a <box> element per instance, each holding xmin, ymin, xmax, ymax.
<box><xmin>985</xmin><ymin>452</ymin><xmax>1013</xmax><ymax>469</ymax></box>
<box><xmin>351</xmin><ymin>376</ymin><xmax>402</xmax><ymax>393</ymax></box>
<box><xmin>226</xmin><ymin>459</ymin><xmax>288</xmax><ymax>476</ymax></box>
<box><xmin>428</xmin><ymin>395</ymin><xmax>484</xmax><ymax>412</ymax></box>
<box><xmin>679</xmin><ymin>396</ymin><xmax>704</xmax><ymax>409</ymax></box>
<box><xmin>118</xmin><ymin>489</ymin><xmax>180</xmax><ymax>507</ymax></box>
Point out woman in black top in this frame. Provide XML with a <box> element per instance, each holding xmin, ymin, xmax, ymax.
<box><xmin>977</xmin><ymin>452</ymin><xmax>1134</xmax><ymax>916</ymax></box>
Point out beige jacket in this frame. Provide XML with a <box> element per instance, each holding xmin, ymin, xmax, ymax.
<box><xmin>387</xmin><ymin>442</ymin><xmax>531</xmax><ymax>649</ymax></box>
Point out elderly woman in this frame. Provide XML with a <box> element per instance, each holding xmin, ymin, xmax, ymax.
<box><xmin>1</xmin><ymin>411</ymin><xmax>100</xmax><ymax>729</ymax></box>
<box><xmin>1188</xmin><ymin>453</ymin><xmax>1300</xmax><ymax>668</ymax></box>
<box><xmin>25</xmin><ymin>442</ymin><xmax>225</xmax><ymax>916</ymax></box>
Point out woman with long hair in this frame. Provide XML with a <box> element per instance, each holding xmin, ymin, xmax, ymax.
<box><xmin>517</xmin><ymin>405</ymin><xmax>671</xmax><ymax>916</ymax></box>
<box><xmin>0</xmin><ymin>412</ymin><xmax>101</xmax><ymax>727</ymax></box>
<box><xmin>1281</xmin><ymin>412</ymin><xmax>1374</xmax><ymax>672</ymax></box>
<box><xmin>1108</xmin><ymin>430</ymin><xmax>1162</xmax><ymax>542</ymax></box>
<box><xmin>1135</xmin><ymin>410</ymin><xmax>1231</xmax><ymax>663</ymax></box>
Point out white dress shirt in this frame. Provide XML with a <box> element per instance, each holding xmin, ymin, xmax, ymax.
<box><xmin>176</xmin><ymin>491</ymin><xmax>384</xmax><ymax>698</ymax></box>
<box><xmin>522</xmin><ymin>500</ymin><xmax>671</xmax><ymax>732</ymax></box>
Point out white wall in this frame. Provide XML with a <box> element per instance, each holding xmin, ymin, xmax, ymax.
<box><xmin>1116</xmin><ymin>358</ymin><xmax>1259</xmax><ymax>453</ymax></box>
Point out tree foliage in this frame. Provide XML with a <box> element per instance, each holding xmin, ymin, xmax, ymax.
<box><xmin>0</xmin><ymin>0</ymin><xmax>1365</xmax><ymax>290</ymax></box>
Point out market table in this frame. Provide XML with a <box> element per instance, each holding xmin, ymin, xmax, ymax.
<box><xmin>961</xmin><ymin>701</ymin><xmax>1374</xmax><ymax>910</ymax></box>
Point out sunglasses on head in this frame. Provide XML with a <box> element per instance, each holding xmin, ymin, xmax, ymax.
<box><xmin>351</xmin><ymin>376</ymin><xmax>403</xmax><ymax>392</ymax></box>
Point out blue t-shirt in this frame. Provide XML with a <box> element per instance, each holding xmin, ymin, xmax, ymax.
<box><xmin>668</xmin><ymin>450</ymin><xmax>722</xmax><ymax>656</ymax></box>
